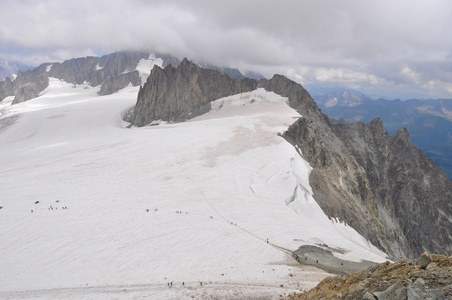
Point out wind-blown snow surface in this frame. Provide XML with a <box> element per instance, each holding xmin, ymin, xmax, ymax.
<box><xmin>0</xmin><ymin>81</ymin><xmax>387</xmax><ymax>299</ymax></box>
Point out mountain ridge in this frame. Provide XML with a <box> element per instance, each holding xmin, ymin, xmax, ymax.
<box><xmin>133</xmin><ymin>59</ymin><xmax>452</xmax><ymax>259</ymax></box>
<box><xmin>132</xmin><ymin>58</ymin><xmax>318</xmax><ymax>126</ymax></box>
<box><xmin>0</xmin><ymin>51</ymin><xmax>182</xmax><ymax>104</ymax></box>
<box><xmin>0</xmin><ymin>52</ymin><xmax>260</xmax><ymax>106</ymax></box>
<box><xmin>314</xmin><ymin>89</ymin><xmax>452</xmax><ymax>179</ymax></box>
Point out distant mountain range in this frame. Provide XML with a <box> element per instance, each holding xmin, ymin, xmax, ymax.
<box><xmin>313</xmin><ymin>90</ymin><xmax>452</xmax><ymax>179</ymax></box>
<box><xmin>0</xmin><ymin>58</ymin><xmax>33</xmax><ymax>81</ymax></box>
<box><xmin>0</xmin><ymin>51</ymin><xmax>261</xmax><ymax>105</ymax></box>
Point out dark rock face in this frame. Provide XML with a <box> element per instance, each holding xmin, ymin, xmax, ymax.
<box><xmin>285</xmin><ymin>114</ymin><xmax>452</xmax><ymax>258</ymax></box>
<box><xmin>99</xmin><ymin>70</ymin><xmax>141</xmax><ymax>96</ymax></box>
<box><xmin>332</xmin><ymin>119</ymin><xmax>452</xmax><ymax>258</ymax></box>
<box><xmin>131</xmin><ymin>58</ymin><xmax>258</xmax><ymax>126</ymax></box>
<box><xmin>0</xmin><ymin>51</ymin><xmax>179</xmax><ymax>104</ymax></box>
<box><xmin>258</xmin><ymin>74</ymin><xmax>322</xmax><ymax>118</ymax></box>
<box><xmin>0</xmin><ymin>77</ymin><xmax>15</xmax><ymax>101</ymax></box>
<box><xmin>46</xmin><ymin>56</ymin><xmax>100</xmax><ymax>85</ymax></box>
<box><xmin>132</xmin><ymin>58</ymin><xmax>318</xmax><ymax>126</ymax></box>
<box><xmin>11</xmin><ymin>66</ymin><xmax>50</xmax><ymax>104</ymax></box>
<box><xmin>131</xmin><ymin>58</ymin><xmax>452</xmax><ymax>259</ymax></box>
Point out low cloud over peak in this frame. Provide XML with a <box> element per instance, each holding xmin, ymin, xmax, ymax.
<box><xmin>1</xmin><ymin>0</ymin><xmax>452</xmax><ymax>99</ymax></box>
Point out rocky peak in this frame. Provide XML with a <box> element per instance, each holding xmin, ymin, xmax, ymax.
<box><xmin>131</xmin><ymin>57</ymin><xmax>320</xmax><ymax>127</ymax></box>
<box><xmin>392</xmin><ymin>127</ymin><xmax>410</xmax><ymax>143</ymax></box>
<box><xmin>131</xmin><ymin>58</ymin><xmax>258</xmax><ymax>126</ymax></box>
<box><xmin>293</xmin><ymin>252</ymin><xmax>452</xmax><ymax>299</ymax></box>
<box><xmin>179</xmin><ymin>57</ymin><xmax>193</xmax><ymax>70</ymax></box>
<box><xmin>286</xmin><ymin>110</ymin><xmax>452</xmax><ymax>258</ymax></box>
<box><xmin>368</xmin><ymin>117</ymin><xmax>385</xmax><ymax>136</ymax></box>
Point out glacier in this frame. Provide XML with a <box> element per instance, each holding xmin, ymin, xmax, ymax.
<box><xmin>0</xmin><ymin>75</ymin><xmax>387</xmax><ymax>298</ymax></box>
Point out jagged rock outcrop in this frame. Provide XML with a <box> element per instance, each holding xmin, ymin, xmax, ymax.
<box><xmin>0</xmin><ymin>51</ymin><xmax>179</xmax><ymax>104</ymax></box>
<box><xmin>132</xmin><ymin>58</ymin><xmax>318</xmax><ymax>126</ymax></box>
<box><xmin>131</xmin><ymin>58</ymin><xmax>258</xmax><ymax>125</ymax></box>
<box><xmin>131</xmin><ymin>58</ymin><xmax>452</xmax><ymax>259</ymax></box>
<box><xmin>291</xmin><ymin>253</ymin><xmax>452</xmax><ymax>300</ymax></box>
<box><xmin>10</xmin><ymin>65</ymin><xmax>50</xmax><ymax>104</ymax></box>
<box><xmin>333</xmin><ymin>119</ymin><xmax>452</xmax><ymax>258</ymax></box>
<box><xmin>12</xmin><ymin>71</ymin><xmax>49</xmax><ymax>104</ymax></box>
<box><xmin>285</xmin><ymin>114</ymin><xmax>452</xmax><ymax>258</ymax></box>
<box><xmin>0</xmin><ymin>77</ymin><xmax>14</xmax><ymax>101</ymax></box>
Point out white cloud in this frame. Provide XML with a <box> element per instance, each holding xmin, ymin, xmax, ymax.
<box><xmin>400</xmin><ymin>65</ymin><xmax>422</xmax><ymax>84</ymax></box>
<box><xmin>1</xmin><ymin>0</ymin><xmax>452</xmax><ymax>98</ymax></box>
<box><xmin>314</xmin><ymin>68</ymin><xmax>385</xmax><ymax>86</ymax></box>
<box><xmin>446</xmin><ymin>85</ymin><xmax>452</xmax><ymax>94</ymax></box>
<box><xmin>422</xmin><ymin>79</ymin><xmax>452</xmax><ymax>96</ymax></box>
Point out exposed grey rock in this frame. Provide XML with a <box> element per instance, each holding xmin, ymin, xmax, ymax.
<box><xmin>12</xmin><ymin>72</ymin><xmax>49</xmax><ymax>104</ymax></box>
<box><xmin>373</xmin><ymin>281</ymin><xmax>406</xmax><ymax>300</ymax></box>
<box><xmin>131</xmin><ymin>58</ymin><xmax>258</xmax><ymax>126</ymax></box>
<box><xmin>285</xmin><ymin>116</ymin><xmax>392</xmax><ymax>255</ymax></box>
<box><xmin>426</xmin><ymin>289</ymin><xmax>446</xmax><ymax>299</ymax></box>
<box><xmin>88</xmin><ymin>51</ymin><xmax>150</xmax><ymax>86</ymax></box>
<box><xmin>285</xmin><ymin>114</ymin><xmax>452</xmax><ymax>258</ymax></box>
<box><xmin>98</xmin><ymin>70</ymin><xmax>141</xmax><ymax>95</ymax></box>
<box><xmin>298</xmin><ymin>255</ymin><xmax>452</xmax><ymax>299</ymax></box>
<box><xmin>331</xmin><ymin>121</ymin><xmax>452</xmax><ymax>258</ymax></box>
<box><xmin>363</xmin><ymin>291</ymin><xmax>377</xmax><ymax>299</ymax></box>
<box><xmin>413</xmin><ymin>277</ymin><xmax>427</xmax><ymax>289</ymax></box>
<box><xmin>47</xmin><ymin>56</ymin><xmax>100</xmax><ymax>85</ymax></box>
<box><xmin>407</xmin><ymin>285</ymin><xmax>423</xmax><ymax>300</ymax></box>
<box><xmin>0</xmin><ymin>76</ymin><xmax>14</xmax><ymax>101</ymax></box>
<box><xmin>417</xmin><ymin>253</ymin><xmax>432</xmax><ymax>270</ymax></box>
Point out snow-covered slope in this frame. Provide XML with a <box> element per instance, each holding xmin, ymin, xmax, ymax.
<box><xmin>136</xmin><ymin>54</ymin><xmax>163</xmax><ymax>86</ymax></box>
<box><xmin>0</xmin><ymin>81</ymin><xmax>386</xmax><ymax>299</ymax></box>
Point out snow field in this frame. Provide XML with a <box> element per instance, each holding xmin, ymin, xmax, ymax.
<box><xmin>0</xmin><ymin>80</ymin><xmax>386</xmax><ymax>299</ymax></box>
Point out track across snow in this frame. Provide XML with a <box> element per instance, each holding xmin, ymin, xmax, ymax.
<box><xmin>0</xmin><ymin>80</ymin><xmax>386</xmax><ymax>299</ymax></box>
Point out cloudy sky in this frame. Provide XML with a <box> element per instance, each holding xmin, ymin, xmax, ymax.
<box><xmin>1</xmin><ymin>0</ymin><xmax>451</xmax><ymax>99</ymax></box>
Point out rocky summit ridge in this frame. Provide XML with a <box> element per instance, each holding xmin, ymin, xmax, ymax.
<box><xmin>131</xmin><ymin>58</ymin><xmax>258</xmax><ymax>126</ymax></box>
<box><xmin>285</xmin><ymin>115</ymin><xmax>452</xmax><ymax>259</ymax></box>
<box><xmin>131</xmin><ymin>58</ymin><xmax>318</xmax><ymax>126</ymax></box>
<box><xmin>133</xmin><ymin>58</ymin><xmax>452</xmax><ymax>260</ymax></box>
<box><xmin>289</xmin><ymin>252</ymin><xmax>452</xmax><ymax>300</ymax></box>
